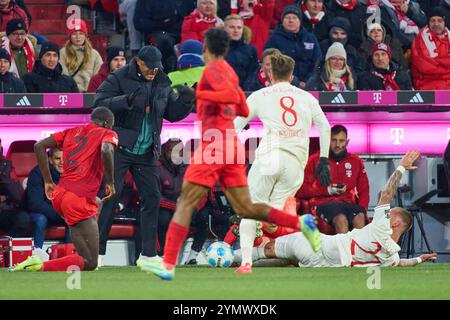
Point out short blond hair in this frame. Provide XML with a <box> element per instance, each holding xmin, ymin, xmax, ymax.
<box><xmin>270</xmin><ymin>53</ymin><xmax>295</xmax><ymax>81</ymax></box>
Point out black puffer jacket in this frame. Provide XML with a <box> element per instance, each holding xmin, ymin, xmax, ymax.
<box><xmin>0</xmin><ymin>72</ymin><xmax>26</xmax><ymax>93</ymax></box>
<box><xmin>22</xmin><ymin>61</ymin><xmax>79</xmax><ymax>93</ymax></box>
<box><xmin>357</xmin><ymin>62</ymin><xmax>412</xmax><ymax>90</ymax></box>
<box><xmin>225</xmin><ymin>39</ymin><xmax>260</xmax><ymax>91</ymax></box>
<box><xmin>94</xmin><ymin>58</ymin><xmax>194</xmax><ymax>157</ymax></box>
<box><xmin>326</xmin><ymin>0</ymin><xmax>368</xmax><ymax>49</ymax></box>
<box><xmin>133</xmin><ymin>0</ymin><xmax>193</xmax><ymax>35</ymax></box>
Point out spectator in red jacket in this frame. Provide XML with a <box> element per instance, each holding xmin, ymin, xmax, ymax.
<box><xmin>296</xmin><ymin>125</ymin><xmax>370</xmax><ymax>234</ymax></box>
<box><xmin>0</xmin><ymin>0</ymin><xmax>29</xmax><ymax>32</ymax></box>
<box><xmin>181</xmin><ymin>0</ymin><xmax>224</xmax><ymax>44</ymax></box>
<box><xmin>238</xmin><ymin>0</ymin><xmax>275</xmax><ymax>60</ymax></box>
<box><xmin>411</xmin><ymin>8</ymin><xmax>450</xmax><ymax>89</ymax></box>
<box><xmin>88</xmin><ymin>46</ymin><xmax>127</xmax><ymax>93</ymax></box>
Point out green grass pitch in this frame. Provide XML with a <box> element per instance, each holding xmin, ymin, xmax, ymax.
<box><xmin>1</xmin><ymin>264</ymin><xmax>450</xmax><ymax>300</ymax></box>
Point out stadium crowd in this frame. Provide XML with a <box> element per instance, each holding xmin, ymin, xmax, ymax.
<box><xmin>0</xmin><ymin>0</ymin><xmax>449</xmax><ymax>265</ymax></box>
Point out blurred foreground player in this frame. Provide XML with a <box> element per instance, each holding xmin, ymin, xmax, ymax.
<box><xmin>144</xmin><ymin>27</ymin><xmax>321</xmax><ymax>280</ymax></box>
<box><xmin>234</xmin><ymin>150</ymin><xmax>438</xmax><ymax>268</ymax></box>
<box><xmin>234</xmin><ymin>52</ymin><xmax>331</xmax><ymax>273</ymax></box>
<box><xmin>13</xmin><ymin>107</ymin><xmax>117</xmax><ymax>272</ymax></box>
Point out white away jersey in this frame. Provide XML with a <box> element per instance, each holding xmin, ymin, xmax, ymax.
<box><xmin>333</xmin><ymin>204</ymin><xmax>401</xmax><ymax>267</ymax></box>
<box><xmin>234</xmin><ymin>82</ymin><xmax>330</xmax><ymax>165</ymax></box>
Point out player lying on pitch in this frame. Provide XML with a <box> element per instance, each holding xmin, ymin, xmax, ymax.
<box><xmin>234</xmin><ymin>150</ymin><xmax>438</xmax><ymax>268</ymax></box>
<box><xmin>143</xmin><ymin>28</ymin><xmax>322</xmax><ymax>281</ymax></box>
<box><xmin>12</xmin><ymin>107</ymin><xmax>117</xmax><ymax>272</ymax></box>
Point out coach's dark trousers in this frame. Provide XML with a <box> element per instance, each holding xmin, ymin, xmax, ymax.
<box><xmin>98</xmin><ymin>148</ymin><xmax>160</xmax><ymax>258</ymax></box>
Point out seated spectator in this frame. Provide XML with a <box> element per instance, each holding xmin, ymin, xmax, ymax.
<box><xmin>378</xmin><ymin>0</ymin><xmax>427</xmax><ymax>49</ymax></box>
<box><xmin>319</xmin><ymin>17</ymin><xmax>364</xmax><ymax>74</ymax></box>
<box><xmin>119</xmin><ymin>0</ymin><xmax>143</xmax><ymax>56</ymax></box>
<box><xmin>1</xmin><ymin>18</ymin><xmax>37</xmax><ymax>79</ymax></box>
<box><xmin>224</xmin><ymin>14</ymin><xmax>259</xmax><ymax>90</ymax></box>
<box><xmin>133</xmin><ymin>0</ymin><xmax>193</xmax><ymax>72</ymax></box>
<box><xmin>0</xmin><ymin>48</ymin><xmax>26</xmax><ymax>93</ymax></box>
<box><xmin>246</xmin><ymin>47</ymin><xmax>301</xmax><ymax>91</ymax></box>
<box><xmin>296</xmin><ymin>125</ymin><xmax>369</xmax><ymax>234</ymax></box>
<box><xmin>301</xmin><ymin>0</ymin><xmax>331</xmax><ymax>43</ymax></box>
<box><xmin>23</xmin><ymin>41</ymin><xmax>79</xmax><ymax>93</ymax></box>
<box><xmin>88</xmin><ymin>46</ymin><xmax>127</xmax><ymax>93</ymax></box>
<box><xmin>0</xmin><ymin>137</ymin><xmax>29</xmax><ymax>237</ymax></box>
<box><xmin>264</xmin><ymin>4</ymin><xmax>322</xmax><ymax>88</ymax></box>
<box><xmin>272</xmin><ymin>0</ymin><xmax>296</xmax><ymax>28</ymax></box>
<box><xmin>306</xmin><ymin>42</ymin><xmax>356</xmax><ymax>91</ymax></box>
<box><xmin>325</xmin><ymin>0</ymin><xmax>368</xmax><ymax>49</ymax></box>
<box><xmin>26</xmin><ymin>148</ymin><xmax>70</xmax><ymax>251</ymax></box>
<box><xmin>181</xmin><ymin>0</ymin><xmax>224</xmax><ymax>44</ymax></box>
<box><xmin>359</xmin><ymin>22</ymin><xmax>409</xmax><ymax>71</ymax></box>
<box><xmin>238</xmin><ymin>0</ymin><xmax>275</xmax><ymax>60</ymax></box>
<box><xmin>0</xmin><ymin>0</ymin><xmax>29</xmax><ymax>32</ymax></box>
<box><xmin>411</xmin><ymin>9</ymin><xmax>450</xmax><ymax>90</ymax></box>
<box><xmin>442</xmin><ymin>0</ymin><xmax>450</xmax><ymax>28</ymax></box>
<box><xmin>358</xmin><ymin>42</ymin><xmax>413</xmax><ymax>90</ymax></box>
<box><xmin>60</xmin><ymin>19</ymin><xmax>103</xmax><ymax>92</ymax></box>
<box><xmin>168</xmin><ymin>39</ymin><xmax>205</xmax><ymax>88</ymax></box>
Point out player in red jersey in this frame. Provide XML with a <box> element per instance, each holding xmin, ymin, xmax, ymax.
<box><xmin>144</xmin><ymin>28</ymin><xmax>321</xmax><ymax>280</ymax></box>
<box><xmin>13</xmin><ymin>107</ymin><xmax>118</xmax><ymax>272</ymax></box>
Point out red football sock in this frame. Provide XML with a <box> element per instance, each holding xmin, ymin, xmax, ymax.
<box><xmin>267</xmin><ymin>208</ymin><xmax>300</xmax><ymax>230</ymax></box>
<box><xmin>163</xmin><ymin>221</ymin><xmax>190</xmax><ymax>268</ymax></box>
<box><xmin>42</xmin><ymin>254</ymin><xmax>85</xmax><ymax>271</ymax></box>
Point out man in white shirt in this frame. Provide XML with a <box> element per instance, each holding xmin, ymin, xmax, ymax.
<box><xmin>234</xmin><ymin>150</ymin><xmax>437</xmax><ymax>268</ymax></box>
<box><xmin>234</xmin><ymin>52</ymin><xmax>331</xmax><ymax>273</ymax></box>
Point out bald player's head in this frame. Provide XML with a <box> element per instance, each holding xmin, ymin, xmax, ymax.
<box><xmin>91</xmin><ymin>107</ymin><xmax>114</xmax><ymax>129</ymax></box>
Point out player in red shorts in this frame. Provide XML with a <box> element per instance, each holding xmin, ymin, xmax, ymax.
<box><xmin>13</xmin><ymin>107</ymin><xmax>117</xmax><ymax>272</ymax></box>
<box><xmin>144</xmin><ymin>28</ymin><xmax>321</xmax><ymax>280</ymax></box>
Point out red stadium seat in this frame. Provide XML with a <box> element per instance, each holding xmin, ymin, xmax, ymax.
<box><xmin>6</xmin><ymin>140</ymin><xmax>37</xmax><ymax>182</ymax></box>
<box><xmin>45</xmin><ymin>224</ymin><xmax>137</xmax><ymax>240</ymax></box>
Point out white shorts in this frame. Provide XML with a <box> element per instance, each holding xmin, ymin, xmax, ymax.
<box><xmin>247</xmin><ymin>150</ymin><xmax>304</xmax><ymax>210</ymax></box>
<box><xmin>274</xmin><ymin>232</ymin><xmax>344</xmax><ymax>268</ymax></box>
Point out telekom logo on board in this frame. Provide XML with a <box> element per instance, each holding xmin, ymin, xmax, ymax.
<box><xmin>373</xmin><ymin>92</ymin><xmax>382</xmax><ymax>103</ymax></box>
<box><xmin>59</xmin><ymin>95</ymin><xmax>68</xmax><ymax>106</ymax></box>
<box><xmin>390</xmin><ymin>128</ymin><xmax>405</xmax><ymax>145</ymax></box>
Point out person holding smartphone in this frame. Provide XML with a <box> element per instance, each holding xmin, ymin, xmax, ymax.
<box><xmin>296</xmin><ymin>124</ymin><xmax>370</xmax><ymax>234</ymax></box>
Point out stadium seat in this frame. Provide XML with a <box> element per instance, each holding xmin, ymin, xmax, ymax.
<box><xmin>6</xmin><ymin>140</ymin><xmax>37</xmax><ymax>182</ymax></box>
<box><xmin>45</xmin><ymin>224</ymin><xmax>137</xmax><ymax>240</ymax></box>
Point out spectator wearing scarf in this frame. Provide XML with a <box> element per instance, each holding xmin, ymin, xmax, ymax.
<box><xmin>357</xmin><ymin>42</ymin><xmax>412</xmax><ymax>90</ymax></box>
<box><xmin>181</xmin><ymin>0</ymin><xmax>224</xmax><ymax>44</ymax></box>
<box><xmin>1</xmin><ymin>18</ymin><xmax>36</xmax><ymax>78</ymax></box>
<box><xmin>301</xmin><ymin>0</ymin><xmax>330</xmax><ymax>42</ymax></box>
<box><xmin>326</xmin><ymin>0</ymin><xmax>367</xmax><ymax>48</ymax></box>
<box><xmin>306</xmin><ymin>42</ymin><xmax>355</xmax><ymax>91</ymax></box>
<box><xmin>411</xmin><ymin>8</ymin><xmax>450</xmax><ymax>89</ymax></box>
<box><xmin>378</xmin><ymin>0</ymin><xmax>427</xmax><ymax>48</ymax></box>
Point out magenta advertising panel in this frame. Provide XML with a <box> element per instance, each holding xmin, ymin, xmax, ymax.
<box><xmin>368</xmin><ymin>122</ymin><xmax>449</xmax><ymax>154</ymax></box>
<box><xmin>358</xmin><ymin>91</ymin><xmax>398</xmax><ymax>105</ymax></box>
<box><xmin>43</xmin><ymin>94</ymin><xmax>85</xmax><ymax>108</ymax></box>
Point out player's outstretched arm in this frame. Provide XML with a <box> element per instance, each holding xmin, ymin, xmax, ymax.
<box><xmin>378</xmin><ymin>150</ymin><xmax>420</xmax><ymax>206</ymax></box>
<box><xmin>34</xmin><ymin>136</ymin><xmax>57</xmax><ymax>200</ymax></box>
<box><xmin>398</xmin><ymin>253</ymin><xmax>438</xmax><ymax>267</ymax></box>
<box><xmin>101</xmin><ymin>142</ymin><xmax>116</xmax><ymax>202</ymax></box>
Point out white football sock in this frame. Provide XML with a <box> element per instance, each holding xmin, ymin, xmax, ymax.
<box><xmin>239</xmin><ymin>218</ymin><xmax>257</xmax><ymax>266</ymax></box>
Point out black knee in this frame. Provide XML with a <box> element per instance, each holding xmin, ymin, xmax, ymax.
<box><xmin>332</xmin><ymin>214</ymin><xmax>348</xmax><ymax>226</ymax></box>
<box><xmin>83</xmin><ymin>258</ymin><xmax>98</xmax><ymax>271</ymax></box>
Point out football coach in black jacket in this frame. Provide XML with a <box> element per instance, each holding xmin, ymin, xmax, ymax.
<box><xmin>94</xmin><ymin>45</ymin><xmax>195</xmax><ymax>267</ymax></box>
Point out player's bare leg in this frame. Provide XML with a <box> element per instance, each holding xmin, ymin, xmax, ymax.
<box><xmin>332</xmin><ymin>214</ymin><xmax>349</xmax><ymax>233</ymax></box>
<box><xmin>224</xmin><ymin>186</ymin><xmax>321</xmax><ymax>253</ymax></box>
<box><xmin>69</xmin><ymin>217</ymin><xmax>99</xmax><ymax>270</ymax></box>
<box><xmin>143</xmin><ymin>181</ymin><xmax>209</xmax><ymax>280</ymax></box>
<box><xmin>12</xmin><ymin>217</ymin><xmax>99</xmax><ymax>272</ymax></box>
<box><xmin>352</xmin><ymin>213</ymin><xmax>366</xmax><ymax>229</ymax></box>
